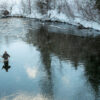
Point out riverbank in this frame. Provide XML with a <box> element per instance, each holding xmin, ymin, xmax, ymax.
<box><xmin>1</xmin><ymin>14</ymin><xmax>100</xmax><ymax>33</ymax></box>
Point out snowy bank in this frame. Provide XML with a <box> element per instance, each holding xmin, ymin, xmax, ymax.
<box><xmin>0</xmin><ymin>0</ymin><xmax>100</xmax><ymax>31</ymax></box>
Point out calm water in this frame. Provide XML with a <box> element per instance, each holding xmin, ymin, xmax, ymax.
<box><xmin>0</xmin><ymin>18</ymin><xmax>100</xmax><ymax>100</ymax></box>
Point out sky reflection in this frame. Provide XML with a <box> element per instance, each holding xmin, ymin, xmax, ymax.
<box><xmin>1</xmin><ymin>92</ymin><xmax>48</xmax><ymax>100</ymax></box>
<box><xmin>26</xmin><ymin>67</ymin><xmax>38</xmax><ymax>79</ymax></box>
<box><xmin>0</xmin><ymin>18</ymin><xmax>100</xmax><ymax>100</ymax></box>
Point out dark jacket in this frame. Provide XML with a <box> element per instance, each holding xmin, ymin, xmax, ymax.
<box><xmin>2</xmin><ymin>53</ymin><xmax>10</xmax><ymax>60</ymax></box>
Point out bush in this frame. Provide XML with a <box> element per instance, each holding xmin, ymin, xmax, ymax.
<box><xmin>3</xmin><ymin>10</ymin><xmax>9</xmax><ymax>16</ymax></box>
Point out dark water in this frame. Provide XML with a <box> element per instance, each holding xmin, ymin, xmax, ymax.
<box><xmin>0</xmin><ymin>18</ymin><xmax>100</xmax><ymax>100</ymax></box>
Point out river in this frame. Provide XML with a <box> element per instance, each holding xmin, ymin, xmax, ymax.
<box><xmin>0</xmin><ymin>18</ymin><xmax>100</xmax><ymax>100</ymax></box>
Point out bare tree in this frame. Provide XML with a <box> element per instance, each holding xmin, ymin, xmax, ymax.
<box><xmin>21</xmin><ymin>0</ymin><xmax>27</xmax><ymax>14</ymax></box>
<box><xmin>0</xmin><ymin>1</ymin><xmax>9</xmax><ymax>16</ymax></box>
<box><xmin>0</xmin><ymin>1</ymin><xmax>8</xmax><ymax>11</ymax></box>
<box><xmin>75</xmin><ymin>0</ymin><xmax>99</xmax><ymax>22</ymax></box>
<box><xmin>51</xmin><ymin>0</ymin><xmax>74</xmax><ymax>18</ymax></box>
<box><xmin>21</xmin><ymin>0</ymin><xmax>31</xmax><ymax>14</ymax></box>
<box><xmin>36</xmin><ymin>0</ymin><xmax>51</xmax><ymax>14</ymax></box>
<box><xmin>28</xmin><ymin>0</ymin><xmax>31</xmax><ymax>14</ymax></box>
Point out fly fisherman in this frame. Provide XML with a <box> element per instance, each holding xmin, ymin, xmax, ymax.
<box><xmin>2</xmin><ymin>51</ymin><xmax>10</xmax><ymax>66</ymax></box>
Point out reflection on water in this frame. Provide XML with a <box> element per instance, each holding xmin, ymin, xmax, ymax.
<box><xmin>0</xmin><ymin>18</ymin><xmax>100</xmax><ymax>100</ymax></box>
<box><xmin>2</xmin><ymin>65</ymin><xmax>11</xmax><ymax>72</ymax></box>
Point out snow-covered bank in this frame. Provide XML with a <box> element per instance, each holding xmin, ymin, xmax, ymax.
<box><xmin>47</xmin><ymin>10</ymin><xmax>100</xmax><ymax>31</ymax></box>
<box><xmin>0</xmin><ymin>0</ymin><xmax>100</xmax><ymax>31</ymax></box>
<box><xmin>25</xmin><ymin>10</ymin><xmax>100</xmax><ymax>31</ymax></box>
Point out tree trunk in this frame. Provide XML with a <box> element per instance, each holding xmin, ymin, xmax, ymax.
<box><xmin>28</xmin><ymin>0</ymin><xmax>31</xmax><ymax>14</ymax></box>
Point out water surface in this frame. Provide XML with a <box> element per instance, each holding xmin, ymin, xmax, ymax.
<box><xmin>0</xmin><ymin>18</ymin><xmax>100</xmax><ymax>100</ymax></box>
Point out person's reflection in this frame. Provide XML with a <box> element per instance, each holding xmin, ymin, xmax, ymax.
<box><xmin>2</xmin><ymin>51</ymin><xmax>11</xmax><ymax>72</ymax></box>
<box><xmin>2</xmin><ymin>64</ymin><xmax>11</xmax><ymax>72</ymax></box>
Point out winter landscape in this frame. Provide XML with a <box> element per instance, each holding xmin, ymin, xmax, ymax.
<box><xmin>0</xmin><ymin>0</ymin><xmax>100</xmax><ymax>100</ymax></box>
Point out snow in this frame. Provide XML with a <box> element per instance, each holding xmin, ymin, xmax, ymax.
<box><xmin>26</xmin><ymin>11</ymin><xmax>43</xmax><ymax>19</ymax></box>
<box><xmin>74</xmin><ymin>18</ymin><xmax>100</xmax><ymax>31</ymax></box>
<box><xmin>11</xmin><ymin>5</ymin><xmax>23</xmax><ymax>15</ymax></box>
<box><xmin>0</xmin><ymin>0</ymin><xmax>100</xmax><ymax>31</ymax></box>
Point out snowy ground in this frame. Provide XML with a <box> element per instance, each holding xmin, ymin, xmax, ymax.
<box><xmin>0</xmin><ymin>0</ymin><xmax>100</xmax><ymax>31</ymax></box>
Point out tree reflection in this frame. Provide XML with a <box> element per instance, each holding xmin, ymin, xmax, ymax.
<box><xmin>25</xmin><ymin>23</ymin><xmax>100</xmax><ymax>99</ymax></box>
<box><xmin>84</xmin><ymin>37</ymin><xmax>100</xmax><ymax>98</ymax></box>
<box><xmin>26</xmin><ymin>25</ymin><xmax>54</xmax><ymax>99</ymax></box>
<box><xmin>37</xmin><ymin>26</ymin><xmax>53</xmax><ymax>99</ymax></box>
